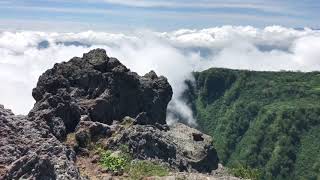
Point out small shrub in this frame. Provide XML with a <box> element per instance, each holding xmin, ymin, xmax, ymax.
<box><xmin>98</xmin><ymin>147</ymin><xmax>168</xmax><ymax>179</ymax></box>
<box><xmin>128</xmin><ymin>161</ymin><xmax>169</xmax><ymax>180</ymax></box>
<box><xmin>99</xmin><ymin>150</ymin><xmax>129</xmax><ymax>172</ymax></box>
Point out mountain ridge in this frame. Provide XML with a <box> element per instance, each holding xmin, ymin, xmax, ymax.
<box><xmin>186</xmin><ymin>67</ymin><xmax>320</xmax><ymax>179</ymax></box>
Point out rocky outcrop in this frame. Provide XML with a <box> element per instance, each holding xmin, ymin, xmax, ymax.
<box><xmin>0</xmin><ymin>49</ymin><xmax>222</xmax><ymax>179</ymax></box>
<box><xmin>30</xmin><ymin>49</ymin><xmax>172</xmax><ymax>140</ymax></box>
<box><xmin>104</xmin><ymin>123</ymin><xmax>219</xmax><ymax>173</ymax></box>
<box><xmin>75</xmin><ymin>120</ymin><xmax>113</xmax><ymax>149</ymax></box>
<box><xmin>0</xmin><ymin>105</ymin><xmax>81</xmax><ymax>180</ymax></box>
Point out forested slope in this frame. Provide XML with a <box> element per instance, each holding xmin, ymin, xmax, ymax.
<box><xmin>186</xmin><ymin>68</ymin><xmax>320</xmax><ymax>179</ymax></box>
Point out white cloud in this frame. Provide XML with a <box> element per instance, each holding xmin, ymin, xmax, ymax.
<box><xmin>292</xmin><ymin>36</ymin><xmax>320</xmax><ymax>70</ymax></box>
<box><xmin>0</xmin><ymin>26</ymin><xmax>320</xmax><ymax>126</ymax></box>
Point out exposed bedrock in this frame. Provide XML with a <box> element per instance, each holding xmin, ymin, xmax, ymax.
<box><xmin>104</xmin><ymin>122</ymin><xmax>219</xmax><ymax>173</ymax></box>
<box><xmin>0</xmin><ymin>105</ymin><xmax>81</xmax><ymax>180</ymax></box>
<box><xmin>30</xmin><ymin>49</ymin><xmax>172</xmax><ymax>140</ymax></box>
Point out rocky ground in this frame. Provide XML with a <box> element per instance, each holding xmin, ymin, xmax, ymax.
<box><xmin>0</xmin><ymin>105</ymin><xmax>81</xmax><ymax>179</ymax></box>
<box><xmin>0</xmin><ymin>49</ymin><xmax>239</xmax><ymax>180</ymax></box>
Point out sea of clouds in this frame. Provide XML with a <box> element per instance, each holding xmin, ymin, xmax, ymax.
<box><xmin>1</xmin><ymin>26</ymin><xmax>320</xmax><ymax>125</ymax></box>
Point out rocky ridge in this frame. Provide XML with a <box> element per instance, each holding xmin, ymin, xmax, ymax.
<box><xmin>0</xmin><ymin>49</ymin><xmax>236</xmax><ymax>180</ymax></box>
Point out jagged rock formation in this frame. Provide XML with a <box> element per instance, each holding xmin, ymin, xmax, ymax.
<box><xmin>0</xmin><ymin>49</ymin><xmax>222</xmax><ymax>179</ymax></box>
<box><xmin>0</xmin><ymin>105</ymin><xmax>81</xmax><ymax>179</ymax></box>
<box><xmin>30</xmin><ymin>49</ymin><xmax>172</xmax><ymax>140</ymax></box>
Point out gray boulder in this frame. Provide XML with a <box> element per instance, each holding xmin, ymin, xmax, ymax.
<box><xmin>75</xmin><ymin>120</ymin><xmax>113</xmax><ymax>148</ymax></box>
<box><xmin>106</xmin><ymin>123</ymin><xmax>219</xmax><ymax>173</ymax></box>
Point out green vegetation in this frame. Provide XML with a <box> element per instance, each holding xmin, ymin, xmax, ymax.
<box><xmin>99</xmin><ymin>150</ymin><xmax>129</xmax><ymax>172</ymax></box>
<box><xmin>187</xmin><ymin>68</ymin><xmax>320</xmax><ymax>180</ymax></box>
<box><xmin>229</xmin><ymin>165</ymin><xmax>261</xmax><ymax>180</ymax></box>
<box><xmin>97</xmin><ymin>146</ymin><xmax>168</xmax><ymax>179</ymax></box>
<box><xmin>128</xmin><ymin>161</ymin><xmax>169</xmax><ymax>180</ymax></box>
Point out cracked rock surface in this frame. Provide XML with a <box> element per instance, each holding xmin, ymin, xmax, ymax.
<box><xmin>0</xmin><ymin>105</ymin><xmax>81</xmax><ymax>180</ymax></box>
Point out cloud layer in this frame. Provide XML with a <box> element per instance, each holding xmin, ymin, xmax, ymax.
<box><xmin>0</xmin><ymin>26</ymin><xmax>320</xmax><ymax>125</ymax></box>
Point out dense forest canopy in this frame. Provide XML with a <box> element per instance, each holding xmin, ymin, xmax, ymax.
<box><xmin>186</xmin><ymin>68</ymin><xmax>320</xmax><ymax>179</ymax></box>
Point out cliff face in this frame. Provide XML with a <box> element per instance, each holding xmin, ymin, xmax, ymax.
<box><xmin>0</xmin><ymin>49</ymin><xmax>221</xmax><ymax>180</ymax></box>
<box><xmin>187</xmin><ymin>68</ymin><xmax>320</xmax><ymax>179</ymax></box>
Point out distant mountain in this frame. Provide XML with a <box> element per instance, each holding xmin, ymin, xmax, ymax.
<box><xmin>186</xmin><ymin>68</ymin><xmax>320</xmax><ymax>179</ymax></box>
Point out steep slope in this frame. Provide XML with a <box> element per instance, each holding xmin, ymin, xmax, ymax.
<box><xmin>187</xmin><ymin>68</ymin><xmax>320</xmax><ymax>179</ymax></box>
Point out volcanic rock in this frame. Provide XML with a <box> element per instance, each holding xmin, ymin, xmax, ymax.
<box><xmin>30</xmin><ymin>49</ymin><xmax>172</xmax><ymax>140</ymax></box>
<box><xmin>75</xmin><ymin>120</ymin><xmax>112</xmax><ymax>148</ymax></box>
<box><xmin>0</xmin><ymin>105</ymin><xmax>81</xmax><ymax>180</ymax></box>
<box><xmin>106</xmin><ymin>123</ymin><xmax>219</xmax><ymax>173</ymax></box>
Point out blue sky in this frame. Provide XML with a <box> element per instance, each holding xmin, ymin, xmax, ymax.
<box><xmin>0</xmin><ymin>0</ymin><xmax>319</xmax><ymax>32</ymax></box>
